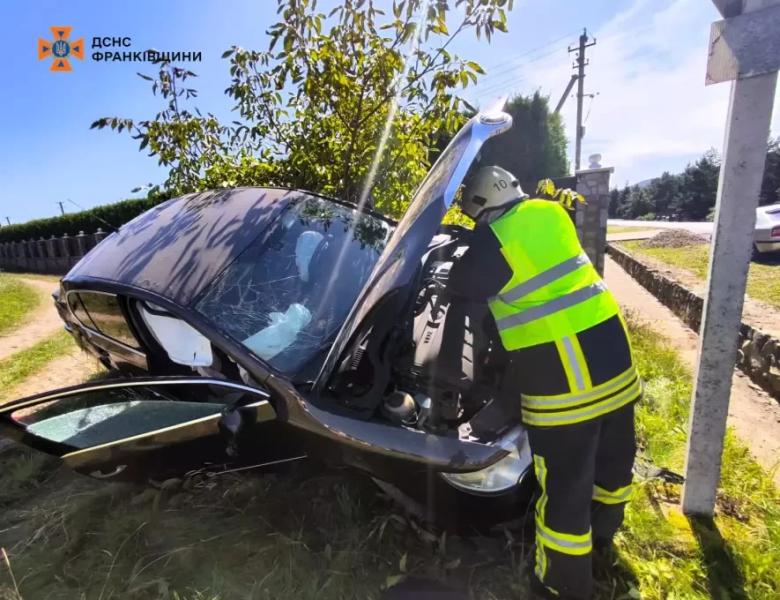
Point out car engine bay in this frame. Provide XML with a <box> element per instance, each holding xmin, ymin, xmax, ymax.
<box><xmin>327</xmin><ymin>226</ymin><xmax>521</xmax><ymax>444</ymax></box>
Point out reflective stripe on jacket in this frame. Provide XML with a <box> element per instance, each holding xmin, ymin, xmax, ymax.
<box><xmin>487</xmin><ymin>199</ymin><xmax>620</xmax><ymax>350</ymax></box>
<box><xmin>521</xmin><ymin>363</ymin><xmax>641</xmax><ymax>426</ymax></box>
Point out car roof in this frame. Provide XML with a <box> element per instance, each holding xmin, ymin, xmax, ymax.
<box><xmin>63</xmin><ymin>187</ymin><xmax>351</xmax><ymax>306</ymax></box>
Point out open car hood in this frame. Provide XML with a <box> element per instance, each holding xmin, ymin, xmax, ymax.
<box><xmin>314</xmin><ymin>100</ymin><xmax>513</xmax><ymax>390</ymax></box>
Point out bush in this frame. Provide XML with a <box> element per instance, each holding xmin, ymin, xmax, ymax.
<box><xmin>0</xmin><ymin>195</ymin><xmax>169</xmax><ymax>243</ymax></box>
<box><xmin>637</xmin><ymin>212</ymin><xmax>657</xmax><ymax>221</ymax></box>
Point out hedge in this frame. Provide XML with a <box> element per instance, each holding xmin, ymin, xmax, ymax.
<box><xmin>0</xmin><ymin>196</ymin><xmax>170</xmax><ymax>243</ymax></box>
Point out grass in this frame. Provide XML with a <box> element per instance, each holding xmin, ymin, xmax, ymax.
<box><xmin>620</xmin><ymin>240</ymin><xmax>780</xmax><ymax>309</ymax></box>
<box><xmin>0</xmin><ymin>274</ymin><xmax>39</xmax><ymax>335</ymax></box>
<box><xmin>608</xmin><ymin>225</ymin><xmax>659</xmax><ymax>235</ymax></box>
<box><xmin>0</xmin><ymin>331</ymin><xmax>76</xmax><ymax>403</ymax></box>
<box><xmin>0</xmin><ymin>318</ymin><xmax>777</xmax><ymax>599</ymax></box>
<box><xmin>616</xmin><ymin>316</ymin><xmax>779</xmax><ymax>599</ymax></box>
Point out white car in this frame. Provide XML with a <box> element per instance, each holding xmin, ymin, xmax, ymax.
<box><xmin>755</xmin><ymin>204</ymin><xmax>780</xmax><ymax>254</ymax></box>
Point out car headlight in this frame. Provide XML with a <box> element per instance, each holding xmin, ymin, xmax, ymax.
<box><xmin>440</xmin><ymin>432</ymin><xmax>532</xmax><ymax>496</ymax></box>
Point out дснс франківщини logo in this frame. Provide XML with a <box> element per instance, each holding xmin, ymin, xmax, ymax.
<box><xmin>38</xmin><ymin>27</ymin><xmax>84</xmax><ymax>72</ymax></box>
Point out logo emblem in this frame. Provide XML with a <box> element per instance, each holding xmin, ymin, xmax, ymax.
<box><xmin>38</xmin><ymin>27</ymin><xmax>84</xmax><ymax>71</ymax></box>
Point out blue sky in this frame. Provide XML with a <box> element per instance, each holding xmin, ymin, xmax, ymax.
<box><xmin>1</xmin><ymin>0</ymin><xmax>778</xmax><ymax>224</ymax></box>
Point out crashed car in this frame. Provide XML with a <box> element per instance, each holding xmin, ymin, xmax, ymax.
<box><xmin>0</xmin><ymin>105</ymin><xmax>534</xmax><ymax>521</ymax></box>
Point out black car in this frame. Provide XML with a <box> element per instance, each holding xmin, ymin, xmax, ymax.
<box><xmin>0</xmin><ymin>104</ymin><xmax>533</xmax><ymax>522</ymax></box>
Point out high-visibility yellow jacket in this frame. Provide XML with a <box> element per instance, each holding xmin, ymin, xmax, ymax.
<box><xmin>487</xmin><ymin>199</ymin><xmax>620</xmax><ymax>351</ymax></box>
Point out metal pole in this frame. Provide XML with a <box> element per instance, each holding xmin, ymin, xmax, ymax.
<box><xmin>574</xmin><ymin>32</ymin><xmax>586</xmax><ymax>171</ymax></box>
<box><xmin>569</xmin><ymin>29</ymin><xmax>595</xmax><ymax>171</ymax></box>
<box><xmin>554</xmin><ymin>74</ymin><xmax>578</xmax><ymax>114</ymax></box>
<box><xmin>682</xmin><ymin>0</ymin><xmax>778</xmax><ymax>516</ymax></box>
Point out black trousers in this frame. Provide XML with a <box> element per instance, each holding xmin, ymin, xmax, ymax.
<box><xmin>528</xmin><ymin>402</ymin><xmax>636</xmax><ymax>599</ymax></box>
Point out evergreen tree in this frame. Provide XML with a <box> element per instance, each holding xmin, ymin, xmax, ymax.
<box><xmin>476</xmin><ymin>92</ymin><xmax>569</xmax><ymax>184</ymax></box>
<box><xmin>760</xmin><ymin>138</ymin><xmax>780</xmax><ymax>206</ymax></box>
<box><xmin>672</xmin><ymin>150</ymin><xmax>720</xmax><ymax>220</ymax></box>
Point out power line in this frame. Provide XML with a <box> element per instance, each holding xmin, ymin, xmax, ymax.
<box><xmin>471</xmin><ymin>44</ymin><xmax>569</xmax><ymax>97</ymax></box>
<box><xmin>476</xmin><ymin>32</ymin><xmax>576</xmax><ymax>81</ymax></box>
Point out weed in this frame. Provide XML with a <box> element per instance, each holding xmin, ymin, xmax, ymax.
<box><xmin>0</xmin><ymin>275</ymin><xmax>39</xmax><ymax>335</ymax></box>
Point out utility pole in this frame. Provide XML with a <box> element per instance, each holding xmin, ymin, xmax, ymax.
<box><xmin>4</xmin><ymin>217</ymin><xmax>9</xmax><ymax>226</ymax></box>
<box><xmin>568</xmin><ymin>29</ymin><xmax>596</xmax><ymax>171</ymax></box>
<box><xmin>57</xmin><ymin>201</ymin><xmax>65</xmax><ymax>215</ymax></box>
<box><xmin>682</xmin><ymin>0</ymin><xmax>780</xmax><ymax>516</ymax></box>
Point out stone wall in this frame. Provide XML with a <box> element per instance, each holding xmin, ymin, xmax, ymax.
<box><xmin>576</xmin><ymin>167</ymin><xmax>612</xmax><ymax>275</ymax></box>
<box><xmin>608</xmin><ymin>243</ymin><xmax>780</xmax><ymax>400</ymax></box>
<box><xmin>0</xmin><ymin>229</ymin><xmax>109</xmax><ymax>275</ymax></box>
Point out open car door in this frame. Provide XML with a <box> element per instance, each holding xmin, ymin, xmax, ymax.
<box><xmin>0</xmin><ymin>377</ymin><xmax>276</xmax><ymax>481</ymax></box>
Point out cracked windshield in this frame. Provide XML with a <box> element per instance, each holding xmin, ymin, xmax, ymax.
<box><xmin>195</xmin><ymin>195</ymin><xmax>391</xmax><ymax>378</ymax></box>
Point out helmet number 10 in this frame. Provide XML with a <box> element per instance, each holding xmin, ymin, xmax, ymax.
<box><xmin>493</xmin><ymin>179</ymin><xmax>508</xmax><ymax>191</ymax></box>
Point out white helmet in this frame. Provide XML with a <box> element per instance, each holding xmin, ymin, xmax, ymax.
<box><xmin>460</xmin><ymin>166</ymin><xmax>526</xmax><ymax>221</ymax></box>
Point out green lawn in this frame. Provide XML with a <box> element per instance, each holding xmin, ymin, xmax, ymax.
<box><xmin>0</xmin><ymin>331</ymin><xmax>76</xmax><ymax>403</ymax></box>
<box><xmin>620</xmin><ymin>241</ymin><xmax>780</xmax><ymax>309</ymax></box>
<box><xmin>0</xmin><ymin>274</ymin><xmax>39</xmax><ymax>335</ymax></box>
<box><xmin>0</xmin><ymin>319</ymin><xmax>777</xmax><ymax>599</ymax></box>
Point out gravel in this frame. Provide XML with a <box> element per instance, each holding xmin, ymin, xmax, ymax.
<box><xmin>641</xmin><ymin>229</ymin><xmax>709</xmax><ymax>248</ymax></box>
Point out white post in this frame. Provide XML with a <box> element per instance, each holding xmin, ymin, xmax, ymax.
<box><xmin>681</xmin><ymin>0</ymin><xmax>779</xmax><ymax>515</ymax></box>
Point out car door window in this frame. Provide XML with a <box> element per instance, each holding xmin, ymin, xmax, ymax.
<box><xmin>67</xmin><ymin>291</ymin><xmax>140</xmax><ymax>349</ymax></box>
<box><xmin>5</xmin><ymin>379</ymin><xmax>270</xmax><ymax>451</ymax></box>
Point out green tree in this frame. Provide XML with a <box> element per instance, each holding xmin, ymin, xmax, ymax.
<box><xmin>475</xmin><ymin>92</ymin><xmax>569</xmax><ymax>184</ymax></box>
<box><xmin>615</xmin><ymin>185</ymin><xmax>632</xmax><ymax>218</ymax></box>
<box><xmin>645</xmin><ymin>171</ymin><xmax>679</xmax><ymax>218</ymax></box>
<box><xmin>672</xmin><ymin>150</ymin><xmax>720</xmax><ymax>220</ymax></box>
<box><xmin>760</xmin><ymin>137</ymin><xmax>780</xmax><ymax>206</ymax></box>
<box><xmin>92</xmin><ymin>0</ymin><xmax>512</xmax><ymax>218</ymax></box>
<box><xmin>608</xmin><ymin>188</ymin><xmax>620</xmax><ymax>217</ymax></box>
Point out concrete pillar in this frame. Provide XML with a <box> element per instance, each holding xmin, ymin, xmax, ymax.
<box><xmin>75</xmin><ymin>231</ymin><xmax>89</xmax><ymax>256</ymax></box>
<box><xmin>682</xmin><ymin>3</ymin><xmax>779</xmax><ymax>516</ymax></box>
<box><xmin>575</xmin><ymin>165</ymin><xmax>613</xmax><ymax>275</ymax></box>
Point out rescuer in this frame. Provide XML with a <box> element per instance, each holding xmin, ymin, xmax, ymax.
<box><xmin>448</xmin><ymin>166</ymin><xmax>640</xmax><ymax>600</ymax></box>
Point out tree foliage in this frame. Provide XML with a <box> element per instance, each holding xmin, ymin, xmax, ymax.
<box><xmin>609</xmin><ymin>141</ymin><xmax>780</xmax><ymax>221</ymax></box>
<box><xmin>91</xmin><ymin>0</ymin><xmax>512</xmax><ymax>219</ymax></box>
<box><xmin>476</xmin><ymin>92</ymin><xmax>568</xmax><ymax>184</ymax></box>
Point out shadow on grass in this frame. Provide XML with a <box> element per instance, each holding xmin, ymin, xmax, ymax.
<box><xmin>688</xmin><ymin>515</ymin><xmax>747</xmax><ymax>600</ymax></box>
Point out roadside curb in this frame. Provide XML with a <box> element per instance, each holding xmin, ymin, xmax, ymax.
<box><xmin>607</xmin><ymin>243</ymin><xmax>780</xmax><ymax>401</ymax></box>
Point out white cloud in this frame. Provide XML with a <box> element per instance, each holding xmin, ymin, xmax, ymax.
<box><xmin>479</xmin><ymin>0</ymin><xmax>780</xmax><ymax>185</ymax></box>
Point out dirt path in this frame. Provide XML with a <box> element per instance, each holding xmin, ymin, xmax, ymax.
<box><xmin>605</xmin><ymin>257</ymin><xmax>780</xmax><ymax>487</ymax></box>
<box><xmin>0</xmin><ymin>277</ymin><xmax>62</xmax><ymax>361</ymax></box>
<box><xmin>5</xmin><ymin>348</ymin><xmax>102</xmax><ymax>401</ymax></box>
<box><xmin>0</xmin><ymin>275</ymin><xmax>103</xmax><ymax>401</ymax></box>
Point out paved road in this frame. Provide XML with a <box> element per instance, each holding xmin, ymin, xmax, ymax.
<box><xmin>609</xmin><ymin>219</ymin><xmax>713</xmax><ymax>235</ymax></box>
